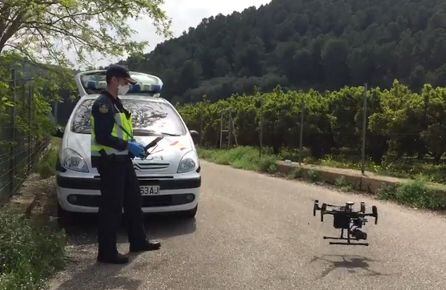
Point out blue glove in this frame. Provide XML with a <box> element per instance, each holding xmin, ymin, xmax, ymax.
<box><xmin>128</xmin><ymin>141</ymin><xmax>145</xmax><ymax>158</ymax></box>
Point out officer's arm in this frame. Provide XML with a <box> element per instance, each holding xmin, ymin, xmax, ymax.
<box><xmin>92</xmin><ymin>100</ymin><xmax>128</xmax><ymax>151</ymax></box>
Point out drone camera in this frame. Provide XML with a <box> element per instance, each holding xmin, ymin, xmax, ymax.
<box><xmin>351</xmin><ymin>228</ymin><xmax>367</xmax><ymax>240</ymax></box>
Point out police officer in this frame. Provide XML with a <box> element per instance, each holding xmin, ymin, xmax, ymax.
<box><xmin>91</xmin><ymin>65</ymin><xmax>161</xmax><ymax>264</ymax></box>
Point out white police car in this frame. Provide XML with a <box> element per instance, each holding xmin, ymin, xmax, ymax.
<box><xmin>55</xmin><ymin>70</ymin><xmax>201</xmax><ymax>218</ymax></box>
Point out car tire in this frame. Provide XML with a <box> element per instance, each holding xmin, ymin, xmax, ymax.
<box><xmin>182</xmin><ymin>205</ymin><xmax>198</xmax><ymax>218</ymax></box>
<box><xmin>57</xmin><ymin>203</ymin><xmax>75</xmax><ymax>226</ymax></box>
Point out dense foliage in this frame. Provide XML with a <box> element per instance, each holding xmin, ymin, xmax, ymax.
<box><xmin>0</xmin><ymin>0</ymin><xmax>170</xmax><ymax>65</ymax></box>
<box><xmin>179</xmin><ymin>81</ymin><xmax>446</xmax><ymax>163</ymax></box>
<box><xmin>0</xmin><ymin>54</ymin><xmax>74</xmax><ymax>147</ymax></box>
<box><xmin>127</xmin><ymin>0</ymin><xmax>446</xmax><ymax>103</ymax></box>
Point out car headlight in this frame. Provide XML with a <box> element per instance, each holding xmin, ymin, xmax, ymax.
<box><xmin>62</xmin><ymin>148</ymin><xmax>89</xmax><ymax>173</ymax></box>
<box><xmin>177</xmin><ymin>150</ymin><xmax>198</xmax><ymax>173</ymax></box>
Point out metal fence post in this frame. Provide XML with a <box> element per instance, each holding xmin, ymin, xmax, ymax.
<box><xmin>10</xmin><ymin>69</ymin><xmax>16</xmax><ymax>195</ymax></box>
<box><xmin>299</xmin><ymin>101</ymin><xmax>304</xmax><ymax>166</ymax></box>
<box><xmin>259</xmin><ymin>118</ymin><xmax>263</xmax><ymax>158</ymax></box>
<box><xmin>199</xmin><ymin>115</ymin><xmax>204</xmax><ymax>146</ymax></box>
<box><xmin>361</xmin><ymin>84</ymin><xmax>368</xmax><ymax>175</ymax></box>
<box><xmin>27</xmin><ymin>83</ymin><xmax>33</xmax><ymax>173</ymax></box>
<box><xmin>219</xmin><ymin>112</ymin><xmax>223</xmax><ymax>149</ymax></box>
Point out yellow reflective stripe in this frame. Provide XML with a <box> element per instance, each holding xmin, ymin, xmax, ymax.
<box><xmin>90</xmin><ymin>113</ymin><xmax>129</xmax><ymax>156</ymax></box>
<box><xmin>121</xmin><ymin>115</ymin><xmax>133</xmax><ymax>139</ymax></box>
<box><xmin>114</xmin><ymin>113</ymin><xmax>124</xmax><ymax>140</ymax></box>
<box><xmin>115</xmin><ymin>113</ymin><xmax>133</xmax><ymax>141</ymax></box>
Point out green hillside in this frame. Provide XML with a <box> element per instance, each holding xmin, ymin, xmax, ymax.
<box><xmin>127</xmin><ymin>0</ymin><xmax>446</xmax><ymax>103</ymax></box>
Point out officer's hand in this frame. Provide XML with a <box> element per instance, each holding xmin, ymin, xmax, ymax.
<box><xmin>128</xmin><ymin>141</ymin><xmax>145</xmax><ymax>158</ymax></box>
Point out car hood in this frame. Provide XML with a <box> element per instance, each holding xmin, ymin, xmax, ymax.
<box><xmin>66</xmin><ymin>133</ymin><xmax>195</xmax><ymax>175</ymax></box>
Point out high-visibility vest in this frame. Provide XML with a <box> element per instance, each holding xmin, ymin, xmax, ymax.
<box><xmin>91</xmin><ymin>104</ymin><xmax>133</xmax><ymax>158</ymax></box>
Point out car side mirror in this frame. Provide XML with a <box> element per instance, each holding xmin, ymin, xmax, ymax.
<box><xmin>190</xmin><ymin>130</ymin><xmax>199</xmax><ymax>144</ymax></box>
<box><xmin>53</xmin><ymin>126</ymin><xmax>64</xmax><ymax>138</ymax></box>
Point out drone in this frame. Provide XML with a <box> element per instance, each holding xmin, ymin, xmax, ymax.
<box><xmin>313</xmin><ymin>200</ymin><xmax>378</xmax><ymax>246</ymax></box>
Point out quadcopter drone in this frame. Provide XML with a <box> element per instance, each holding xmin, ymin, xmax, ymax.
<box><xmin>313</xmin><ymin>200</ymin><xmax>378</xmax><ymax>246</ymax></box>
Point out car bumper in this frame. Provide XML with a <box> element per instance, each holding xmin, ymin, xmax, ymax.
<box><xmin>56</xmin><ymin>175</ymin><xmax>200</xmax><ymax>213</ymax></box>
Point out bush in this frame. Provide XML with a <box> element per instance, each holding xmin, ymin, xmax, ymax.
<box><xmin>335</xmin><ymin>176</ymin><xmax>354</xmax><ymax>192</ymax></box>
<box><xmin>378</xmin><ymin>179</ymin><xmax>446</xmax><ymax>209</ymax></box>
<box><xmin>35</xmin><ymin>139</ymin><xmax>60</xmax><ymax>179</ymax></box>
<box><xmin>287</xmin><ymin>167</ymin><xmax>305</xmax><ymax>179</ymax></box>
<box><xmin>307</xmin><ymin>170</ymin><xmax>320</xmax><ymax>183</ymax></box>
<box><xmin>0</xmin><ymin>209</ymin><xmax>65</xmax><ymax>289</ymax></box>
<box><xmin>279</xmin><ymin>147</ymin><xmax>311</xmax><ymax>162</ymax></box>
<box><xmin>198</xmin><ymin>146</ymin><xmax>278</xmax><ymax>173</ymax></box>
<box><xmin>258</xmin><ymin>155</ymin><xmax>278</xmax><ymax>173</ymax></box>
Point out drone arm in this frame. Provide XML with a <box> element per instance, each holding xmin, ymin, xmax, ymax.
<box><xmin>361</xmin><ymin>206</ymin><xmax>378</xmax><ymax>224</ymax></box>
<box><xmin>372</xmin><ymin>206</ymin><xmax>378</xmax><ymax>224</ymax></box>
<box><xmin>313</xmin><ymin>201</ymin><xmax>319</xmax><ymax>216</ymax></box>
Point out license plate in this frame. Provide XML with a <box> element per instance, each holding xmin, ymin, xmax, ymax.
<box><xmin>140</xmin><ymin>185</ymin><xmax>160</xmax><ymax>196</ymax></box>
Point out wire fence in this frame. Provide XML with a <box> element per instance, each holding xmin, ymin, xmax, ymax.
<box><xmin>0</xmin><ymin>68</ymin><xmax>49</xmax><ymax>203</ymax></box>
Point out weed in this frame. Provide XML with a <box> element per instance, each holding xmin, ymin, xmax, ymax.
<box><xmin>335</xmin><ymin>176</ymin><xmax>354</xmax><ymax>192</ymax></box>
<box><xmin>307</xmin><ymin>170</ymin><xmax>320</xmax><ymax>183</ymax></box>
<box><xmin>0</xmin><ymin>209</ymin><xmax>65</xmax><ymax>289</ymax></box>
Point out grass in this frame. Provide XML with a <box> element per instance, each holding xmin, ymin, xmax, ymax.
<box><xmin>287</xmin><ymin>167</ymin><xmax>305</xmax><ymax>179</ymax></box>
<box><xmin>199</xmin><ymin>146</ymin><xmax>446</xmax><ymax>210</ymax></box>
<box><xmin>35</xmin><ymin>138</ymin><xmax>60</xmax><ymax>179</ymax></box>
<box><xmin>334</xmin><ymin>176</ymin><xmax>354</xmax><ymax>192</ymax></box>
<box><xmin>312</xmin><ymin>154</ymin><xmax>446</xmax><ymax>185</ymax></box>
<box><xmin>198</xmin><ymin>146</ymin><xmax>278</xmax><ymax>173</ymax></box>
<box><xmin>0</xmin><ymin>208</ymin><xmax>66</xmax><ymax>289</ymax></box>
<box><xmin>0</xmin><ymin>138</ymin><xmax>66</xmax><ymax>289</ymax></box>
<box><xmin>378</xmin><ymin>178</ymin><xmax>446</xmax><ymax>210</ymax></box>
<box><xmin>306</xmin><ymin>169</ymin><xmax>320</xmax><ymax>183</ymax></box>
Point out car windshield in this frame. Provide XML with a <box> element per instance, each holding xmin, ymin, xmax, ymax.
<box><xmin>80</xmin><ymin>72</ymin><xmax>162</xmax><ymax>95</ymax></box>
<box><xmin>71</xmin><ymin>99</ymin><xmax>186</xmax><ymax>136</ymax></box>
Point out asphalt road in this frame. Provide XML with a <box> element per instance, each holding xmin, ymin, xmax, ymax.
<box><xmin>49</xmin><ymin>160</ymin><xmax>446</xmax><ymax>289</ymax></box>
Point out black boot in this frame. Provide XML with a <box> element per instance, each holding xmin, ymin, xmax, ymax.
<box><xmin>129</xmin><ymin>240</ymin><xmax>161</xmax><ymax>252</ymax></box>
<box><xmin>97</xmin><ymin>252</ymin><xmax>129</xmax><ymax>264</ymax></box>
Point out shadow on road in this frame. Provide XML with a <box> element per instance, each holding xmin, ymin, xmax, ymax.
<box><xmin>309</xmin><ymin>255</ymin><xmax>397</xmax><ymax>279</ymax></box>
<box><xmin>54</xmin><ymin>254</ymin><xmax>144</xmax><ymax>290</ymax></box>
<box><xmin>61</xmin><ymin>213</ymin><xmax>197</xmax><ymax>246</ymax></box>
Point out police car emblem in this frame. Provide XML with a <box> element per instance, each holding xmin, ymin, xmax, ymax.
<box><xmin>99</xmin><ymin>104</ymin><xmax>109</xmax><ymax>114</ymax></box>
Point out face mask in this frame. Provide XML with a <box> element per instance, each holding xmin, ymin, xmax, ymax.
<box><xmin>118</xmin><ymin>84</ymin><xmax>130</xmax><ymax>95</ymax></box>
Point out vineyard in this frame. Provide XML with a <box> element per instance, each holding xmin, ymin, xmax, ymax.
<box><xmin>179</xmin><ymin>80</ymin><xmax>446</xmax><ymax>182</ymax></box>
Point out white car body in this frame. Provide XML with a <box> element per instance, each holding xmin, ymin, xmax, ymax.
<box><xmin>56</xmin><ymin>70</ymin><xmax>201</xmax><ymax>216</ymax></box>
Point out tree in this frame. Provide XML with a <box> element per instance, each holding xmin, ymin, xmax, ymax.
<box><xmin>420</xmin><ymin>84</ymin><xmax>446</xmax><ymax>162</ymax></box>
<box><xmin>0</xmin><ymin>0</ymin><xmax>171</xmax><ymax>65</ymax></box>
<box><xmin>369</xmin><ymin>80</ymin><xmax>427</xmax><ymax>159</ymax></box>
<box><xmin>321</xmin><ymin>38</ymin><xmax>349</xmax><ymax>88</ymax></box>
<box><xmin>126</xmin><ymin>0</ymin><xmax>446</xmax><ymax>101</ymax></box>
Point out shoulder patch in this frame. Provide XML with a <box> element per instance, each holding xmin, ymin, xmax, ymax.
<box><xmin>99</xmin><ymin>104</ymin><xmax>109</xmax><ymax>114</ymax></box>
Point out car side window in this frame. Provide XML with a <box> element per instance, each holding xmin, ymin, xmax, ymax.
<box><xmin>71</xmin><ymin>99</ymin><xmax>95</xmax><ymax>134</ymax></box>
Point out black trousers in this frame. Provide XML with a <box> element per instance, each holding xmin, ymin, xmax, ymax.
<box><xmin>97</xmin><ymin>157</ymin><xmax>147</xmax><ymax>257</ymax></box>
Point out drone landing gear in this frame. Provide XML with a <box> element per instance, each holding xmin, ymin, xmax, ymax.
<box><xmin>323</xmin><ymin>229</ymin><xmax>369</xmax><ymax>246</ymax></box>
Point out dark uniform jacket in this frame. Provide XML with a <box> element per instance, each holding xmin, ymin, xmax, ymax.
<box><xmin>91</xmin><ymin>91</ymin><xmax>130</xmax><ymax>166</ymax></box>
